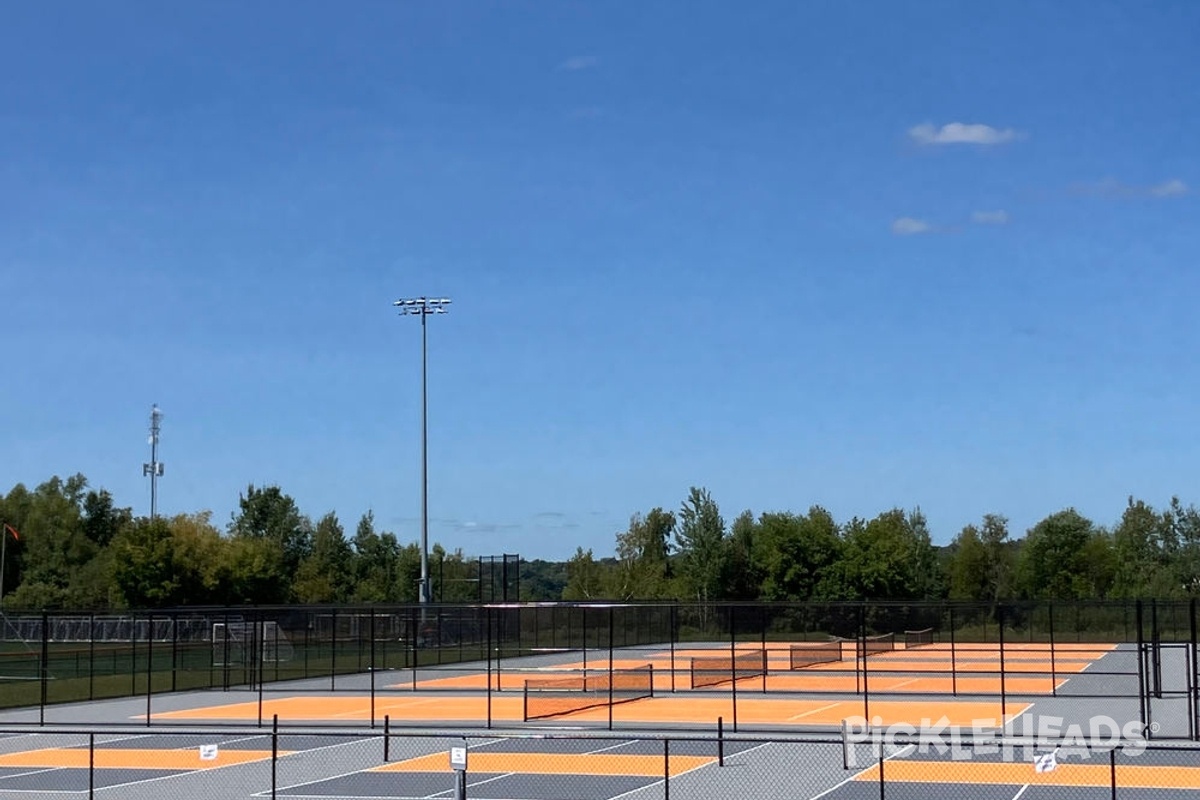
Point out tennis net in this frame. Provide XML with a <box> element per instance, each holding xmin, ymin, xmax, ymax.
<box><xmin>690</xmin><ymin>649</ymin><xmax>767</xmax><ymax>689</ymax></box>
<box><xmin>789</xmin><ymin>641</ymin><xmax>844</xmax><ymax>670</ymax></box>
<box><xmin>522</xmin><ymin>665</ymin><xmax>654</xmax><ymax>721</ymax></box>
<box><xmin>904</xmin><ymin>628</ymin><xmax>935</xmax><ymax>649</ymax></box>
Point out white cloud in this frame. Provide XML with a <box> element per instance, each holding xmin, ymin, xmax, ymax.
<box><xmin>1071</xmin><ymin>178</ymin><xmax>1190</xmax><ymax>198</ymax></box>
<box><xmin>909</xmin><ymin>122</ymin><xmax>1020</xmax><ymax>146</ymax></box>
<box><xmin>971</xmin><ymin>210</ymin><xmax>1010</xmax><ymax>225</ymax></box>
<box><xmin>891</xmin><ymin>217</ymin><xmax>934</xmax><ymax>235</ymax></box>
<box><xmin>1150</xmin><ymin>179</ymin><xmax>1188</xmax><ymax>197</ymax></box>
<box><xmin>557</xmin><ymin>55</ymin><xmax>598</xmax><ymax>71</ymax></box>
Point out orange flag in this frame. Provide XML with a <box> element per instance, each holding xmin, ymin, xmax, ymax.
<box><xmin>2</xmin><ymin>524</ymin><xmax>17</xmax><ymax>541</ymax></box>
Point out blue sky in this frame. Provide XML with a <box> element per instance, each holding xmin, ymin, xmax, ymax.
<box><xmin>2</xmin><ymin>1</ymin><xmax>1196</xmax><ymax>561</ymax></box>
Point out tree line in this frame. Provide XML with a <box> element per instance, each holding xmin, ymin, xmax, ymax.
<box><xmin>0</xmin><ymin>475</ymin><xmax>484</xmax><ymax>608</ymax></box>
<box><xmin>2</xmin><ymin>474</ymin><xmax>1197</xmax><ymax>609</ymax></box>
<box><xmin>563</xmin><ymin>487</ymin><xmax>1200</xmax><ymax>605</ymax></box>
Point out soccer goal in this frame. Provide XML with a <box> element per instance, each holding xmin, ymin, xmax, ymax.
<box><xmin>212</xmin><ymin>621</ymin><xmax>295</xmax><ymax>666</ymax></box>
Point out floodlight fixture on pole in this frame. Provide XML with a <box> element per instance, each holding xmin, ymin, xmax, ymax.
<box><xmin>394</xmin><ymin>297</ymin><xmax>451</xmax><ymax>608</ymax></box>
<box><xmin>142</xmin><ymin>405</ymin><xmax>165</xmax><ymax>520</ymax></box>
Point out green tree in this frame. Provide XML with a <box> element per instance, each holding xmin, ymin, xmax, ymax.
<box><xmin>110</xmin><ymin>517</ymin><xmax>179</xmax><ymax>607</ymax></box>
<box><xmin>841</xmin><ymin>508</ymin><xmax>941</xmax><ymax>600</ymax></box>
<box><xmin>752</xmin><ymin>507</ymin><xmax>844</xmax><ymax>601</ymax></box>
<box><xmin>228</xmin><ymin>484</ymin><xmax>312</xmax><ymax>582</ymax></box>
<box><xmin>721</xmin><ymin>510</ymin><xmax>759</xmax><ymax>600</ymax></box>
<box><xmin>7</xmin><ymin>474</ymin><xmax>96</xmax><ymax>608</ymax></box>
<box><xmin>1017</xmin><ymin>509</ymin><xmax>1099</xmax><ymax>599</ymax></box>
<box><xmin>562</xmin><ymin>547</ymin><xmax>605</xmax><ymax>600</ymax></box>
<box><xmin>674</xmin><ymin>487</ymin><xmax>726</xmax><ymax>605</ymax></box>
<box><xmin>610</xmin><ymin>508</ymin><xmax>675</xmax><ymax>599</ymax></box>
<box><xmin>294</xmin><ymin>512</ymin><xmax>354</xmax><ymax>602</ymax></box>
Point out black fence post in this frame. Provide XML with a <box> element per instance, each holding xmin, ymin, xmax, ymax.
<box><xmin>949</xmin><ymin>606</ymin><xmax>957</xmax><ymax>697</ymax></box>
<box><xmin>717</xmin><ymin>716</ymin><xmax>724</xmax><ymax>766</ymax></box>
<box><xmin>1191</xmin><ymin>598</ymin><xmax>1199</xmax><ymax>742</ymax></box>
<box><xmin>272</xmin><ymin>713</ymin><xmax>279</xmax><ymax>799</ymax></box>
<box><xmin>859</xmin><ymin>604</ymin><xmax>870</xmax><ymax>723</ymax></box>
<box><xmin>1049</xmin><ymin>602</ymin><xmax>1058</xmax><ymax>697</ymax></box>
<box><xmin>88</xmin><ymin>611</ymin><xmax>96</xmax><ymax>701</ymax></box>
<box><xmin>384</xmin><ymin>714</ymin><xmax>391</xmax><ymax>762</ymax></box>
<box><xmin>1109</xmin><ymin>745</ymin><xmax>1117</xmax><ymax>800</ymax></box>
<box><xmin>669</xmin><ymin>605</ymin><xmax>677</xmax><ymax>693</ymax></box>
<box><xmin>370</xmin><ymin>608</ymin><xmax>377</xmax><ymax>729</ymax></box>
<box><xmin>998</xmin><ymin>604</ymin><xmax>1007</xmax><ymax>721</ymax></box>
<box><xmin>878</xmin><ymin>747</ymin><xmax>885</xmax><ymax>800</ymax></box>
<box><xmin>146</xmin><ymin>616</ymin><xmax>154</xmax><ymax>727</ymax></box>
<box><xmin>608</xmin><ymin>606</ymin><xmax>615</xmax><ymax>731</ymax></box>
<box><xmin>330</xmin><ymin>607</ymin><xmax>338</xmax><ymax>692</ymax></box>
<box><xmin>1136</xmin><ymin>600</ymin><xmax>1149</xmax><ymax>736</ymax></box>
<box><xmin>39</xmin><ymin>611</ymin><xmax>48</xmax><ymax>726</ymax></box>
<box><xmin>663</xmin><ymin>738</ymin><xmax>670</xmax><ymax>800</ymax></box>
<box><xmin>486</xmin><ymin>607</ymin><xmax>493</xmax><ymax>730</ymax></box>
<box><xmin>89</xmin><ymin>732</ymin><xmax>95</xmax><ymax>800</ymax></box>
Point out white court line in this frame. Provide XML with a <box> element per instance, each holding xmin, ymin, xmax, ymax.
<box><xmin>586</xmin><ymin>740</ymin><xmax>636</xmax><ymax>755</ymax></box>
<box><xmin>887</xmin><ymin>678</ymin><xmax>920</xmax><ymax>690</ymax></box>
<box><xmin>328</xmin><ymin>696</ymin><xmax>445</xmax><ymax>719</ymax></box>
<box><xmin>809</xmin><ymin>742</ymin><xmax>915</xmax><ymax>800</ymax></box>
<box><xmin>788</xmin><ymin>702</ymin><xmax>843</xmax><ymax>721</ymax></box>
<box><xmin>1011</xmin><ymin>783</ymin><xmax>1031</xmax><ymax>800</ymax></box>
<box><xmin>607</xmin><ymin>740</ymin><xmax>774</xmax><ymax>800</ymax></box>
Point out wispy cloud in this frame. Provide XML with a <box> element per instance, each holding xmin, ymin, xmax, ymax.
<box><xmin>1150</xmin><ymin>179</ymin><xmax>1189</xmax><ymax>197</ymax></box>
<box><xmin>971</xmin><ymin>210</ymin><xmax>1010</xmax><ymax>225</ymax></box>
<box><xmin>1071</xmin><ymin>178</ymin><xmax>1190</xmax><ymax>199</ymax></box>
<box><xmin>909</xmin><ymin>122</ymin><xmax>1020</xmax><ymax>146</ymax></box>
<box><xmin>454</xmin><ymin>520</ymin><xmax>520</xmax><ymax>534</ymax></box>
<box><xmin>891</xmin><ymin>217</ymin><xmax>935</xmax><ymax>236</ymax></box>
<box><xmin>534</xmin><ymin>511</ymin><xmax>566</xmax><ymax>520</ymax></box>
<box><xmin>557</xmin><ymin>55</ymin><xmax>598</xmax><ymax>71</ymax></box>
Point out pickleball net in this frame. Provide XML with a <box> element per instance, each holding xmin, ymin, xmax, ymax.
<box><xmin>789</xmin><ymin>640</ymin><xmax>845</xmax><ymax>669</ymax></box>
<box><xmin>904</xmin><ymin>627</ymin><xmax>935</xmax><ymax>649</ymax></box>
<box><xmin>523</xmin><ymin>664</ymin><xmax>655</xmax><ymax>721</ymax></box>
<box><xmin>690</xmin><ymin>649</ymin><xmax>768</xmax><ymax>688</ymax></box>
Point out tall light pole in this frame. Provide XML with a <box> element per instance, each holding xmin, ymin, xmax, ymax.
<box><xmin>394</xmin><ymin>297</ymin><xmax>451</xmax><ymax>608</ymax></box>
<box><xmin>143</xmin><ymin>404</ymin><xmax>165</xmax><ymax>520</ymax></box>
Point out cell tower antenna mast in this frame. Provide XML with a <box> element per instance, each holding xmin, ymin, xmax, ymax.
<box><xmin>143</xmin><ymin>405</ymin><xmax>165</xmax><ymax>520</ymax></box>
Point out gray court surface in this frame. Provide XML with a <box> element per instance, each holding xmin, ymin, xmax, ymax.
<box><xmin>0</xmin><ymin>641</ymin><xmax>1191</xmax><ymax>798</ymax></box>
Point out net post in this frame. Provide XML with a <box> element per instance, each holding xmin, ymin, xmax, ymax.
<box><xmin>384</xmin><ymin>714</ymin><xmax>391</xmax><ymax>761</ymax></box>
<box><xmin>717</xmin><ymin>716</ymin><xmax>724</xmax><ymax>766</ymax></box>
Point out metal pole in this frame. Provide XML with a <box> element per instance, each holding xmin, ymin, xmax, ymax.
<box><xmin>395</xmin><ymin>296</ymin><xmax>450</xmax><ymax>611</ymax></box>
<box><xmin>420</xmin><ymin>308</ymin><xmax>428</xmax><ymax>606</ymax></box>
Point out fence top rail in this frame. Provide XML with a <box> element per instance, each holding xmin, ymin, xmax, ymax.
<box><xmin>6</xmin><ymin>724</ymin><xmax>1193</xmax><ymax>753</ymax></box>
<box><xmin>0</xmin><ymin>598</ymin><xmax>1182</xmax><ymax>615</ymax></box>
